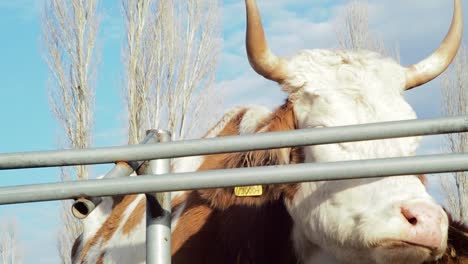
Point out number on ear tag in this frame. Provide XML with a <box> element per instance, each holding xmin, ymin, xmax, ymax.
<box><xmin>234</xmin><ymin>185</ymin><xmax>263</xmax><ymax>197</ymax></box>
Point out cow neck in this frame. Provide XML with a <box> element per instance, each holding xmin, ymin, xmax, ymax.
<box><xmin>171</xmin><ymin>101</ymin><xmax>302</xmax><ymax>263</ymax></box>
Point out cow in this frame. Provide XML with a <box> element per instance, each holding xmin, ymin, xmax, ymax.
<box><xmin>72</xmin><ymin>0</ymin><xmax>464</xmax><ymax>263</ymax></box>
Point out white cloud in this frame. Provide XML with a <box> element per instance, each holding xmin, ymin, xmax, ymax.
<box><xmin>215</xmin><ymin>71</ymin><xmax>287</xmax><ymax>109</ymax></box>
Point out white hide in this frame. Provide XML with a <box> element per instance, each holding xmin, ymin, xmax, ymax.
<box><xmin>282</xmin><ymin>50</ymin><xmax>447</xmax><ymax>263</ymax></box>
<box><xmin>77</xmin><ymin>194</ymin><xmax>146</xmax><ymax>264</ymax></box>
<box><xmin>80</xmin><ymin>175</ymin><xmax>120</xmax><ymax>243</ymax></box>
<box><xmin>239</xmin><ymin>106</ymin><xmax>271</xmax><ymax>134</ymax></box>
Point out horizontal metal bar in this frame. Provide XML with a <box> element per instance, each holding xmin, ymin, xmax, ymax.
<box><xmin>1</xmin><ymin>116</ymin><xmax>468</xmax><ymax>170</ymax></box>
<box><xmin>100</xmin><ymin>130</ymin><xmax>163</xmax><ymax>179</ymax></box>
<box><xmin>70</xmin><ymin>131</ymin><xmax>162</xmax><ymax>218</ymax></box>
<box><xmin>0</xmin><ymin>153</ymin><xmax>467</xmax><ymax>205</ymax></box>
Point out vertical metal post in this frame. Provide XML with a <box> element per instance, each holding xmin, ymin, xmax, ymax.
<box><xmin>142</xmin><ymin>130</ymin><xmax>172</xmax><ymax>264</ymax></box>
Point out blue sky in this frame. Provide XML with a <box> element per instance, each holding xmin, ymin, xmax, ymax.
<box><xmin>0</xmin><ymin>0</ymin><xmax>466</xmax><ymax>263</ymax></box>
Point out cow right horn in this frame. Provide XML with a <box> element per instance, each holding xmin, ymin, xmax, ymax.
<box><xmin>405</xmin><ymin>0</ymin><xmax>463</xmax><ymax>90</ymax></box>
<box><xmin>245</xmin><ymin>0</ymin><xmax>288</xmax><ymax>83</ymax></box>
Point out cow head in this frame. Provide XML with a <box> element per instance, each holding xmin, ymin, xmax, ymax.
<box><xmin>244</xmin><ymin>0</ymin><xmax>462</xmax><ymax>263</ymax></box>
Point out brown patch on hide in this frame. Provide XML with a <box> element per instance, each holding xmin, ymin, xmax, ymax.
<box><xmin>434</xmin><ymin>213</ymin><xmax>468</xmax><ymax>264</ymax></box>
<box><xmin>111</xmin><ymin>195</ymin><xmax>125</xmax><ymax>209</ymax></box>
<box><xmin>115</xmin><ymin>161</ymin><xmax>132</xmax><ymax>168</ymax></box>
<box><xmin>418</xmin><ymin>174</ymin><xmax>427</xmax><ymax>186</ymax></box>
<box><xmin>120</xmin><ymin>193</ymin><xmax>189</xmax><ymax>237</ymax></box>
<box><xmin>196</xmin><ymin>107</ymin><xmax>247</xmax><ymax>172</ymax></box>
<box><xmin>171</xmin><ymin>191</ymin><xmax>297</xmax><ymax>264</ymax></box>
<box><xmin>77</xmin><ymin>195</ymin><xmax>139</xmax><ymax>262</ymax></box>
<box><xmin>122</xmin><ymin>197</ymin><xmax>145</xmax><ymax>235</ymax></box>
<box><xmin>96</xmin><ymin>252</ymin><xmax>106</xmax><ymax>264</ymax></box>
<box><xmin>198</xmin><ymin>146</ymin><xmax>303</xmax><ymax>209</ymax></box>
<box><xmin>171</xmin><ymin>193</ymin><xmax>189</xmax><ymax>214</ymax></box>
<box><xmin>171</xmin><ymin>192</ymin><xmax>214</xmax><ymax>254</ymax></box>
<box><xmin>255</xmin><ymin>100</ymin><xmax>297</xmax><ymax>132</ymax></box>
<box><xmin>171</xmin><ymin>101</ymin><xmax>301</xmax><ymax>263</ymax></box>
<box><xmin>71</xmin><ymin>234</ymin><xmax>82</xmax><ymax>261</ymax></box>
<box><xmin>218</xmin><ymin>109</ymin><xmax>248</xmax><ymax>136</ymax></box>
<box><xmin>197</xmin><ymin>101</ymin><xmax>302</xmax><ymax>209</ymax></box>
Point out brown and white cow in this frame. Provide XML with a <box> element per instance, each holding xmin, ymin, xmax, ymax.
<box><xmin>72</xmin><ymin>0</ymin><xmax>464</xmax><ymax>263</ymax></box>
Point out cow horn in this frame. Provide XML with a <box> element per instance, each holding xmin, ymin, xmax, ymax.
<box><xmin>245</xmin><ymin>0</ymin><xmax>288</xmax><ymax>83</ymax></box>
<box><xmin>405</xmin><ymin>0</ymin><xmax>463</xmax><ymax>90</ymax></box>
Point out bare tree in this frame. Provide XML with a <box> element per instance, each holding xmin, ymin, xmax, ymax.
<box><xmin>0</xmin><ymin>217</ymin><xmax>22</xmax><ymax>264</ymax></box>
<box><xmin>441</xmin><ymin>44</ymin><xmax>468</xmax><ymax>223</ymax></box>
<box><xmin>41</xmin><ymin>0</ymin><xmax>100</xmax><ymax>262</ymax></box>
<box><xmin>122</xmin><ymin>0</ymin><xmax>153</xmax><ymax>144</ymax></box>
<box><xmin>335</xmin><ymin>0</ymin><xmax>399</xmax><ymax>60</ymax></box>
<box><xmin>122</xmin><ymin>0</ymin><xmax>222</xmax><ymax>143</ymax></box>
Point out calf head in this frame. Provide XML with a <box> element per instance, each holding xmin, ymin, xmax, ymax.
<box><xmin>244</xmin><ymin>0</ymin><xmax>462</xmax><ymax>263</ymax></box>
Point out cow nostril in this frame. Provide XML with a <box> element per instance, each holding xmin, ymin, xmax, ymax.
<box><xmin>401</xmin><ymin>207</ymin><xmax>418</xmax><ymax>226</ymax></box>
<box><xmin>407</xmin><ymin>217</ymin><xmax>418</xmax><ymax>225</ymax></box>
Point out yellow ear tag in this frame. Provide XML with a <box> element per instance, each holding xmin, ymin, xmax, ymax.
<box><xmin>234</xmin><ymin>185</ymin><xmax>263</xmax><ymax>197</ymax></box>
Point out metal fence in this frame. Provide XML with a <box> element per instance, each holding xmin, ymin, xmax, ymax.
<box><xmin>1</xmin><ymin>115</ymin><xmax>468</xmax><ymax>264</ymax></box>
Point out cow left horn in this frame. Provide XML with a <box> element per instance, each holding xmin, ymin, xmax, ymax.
<box><xmin>245</xmin><ymin>0</ymin><xmax>288</xmax><ymax>83</ymax></box>
<box><xmin>405</xmin><ymin>0</ymin><xmax>463</xmax><ymax>90</ymax></box>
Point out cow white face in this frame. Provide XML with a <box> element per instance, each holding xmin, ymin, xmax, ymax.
<box><xmin>281</xmin><ymin>49</ymin><xmax>448</xmax><ymax>264</ymax></box>
<box><xmin>244</xmin><ymin>0</ymin><xmax>461</xmax><ymax>262</ymax></box>
<box><xmin>287</xmin><ymin>177</ymin><xmax>447</xmax><ymax>264</ymax></box>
